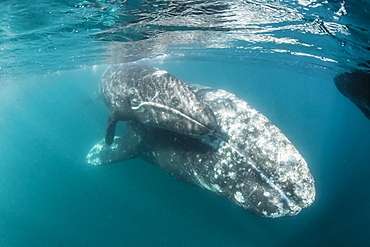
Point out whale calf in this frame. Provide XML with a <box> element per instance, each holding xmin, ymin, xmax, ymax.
<box><xmin>87</xmin><ymin>65</ymin><xmax>315</xmax><ymax>218</ymax></box>
<box><xmin>101</xmin><ymin>64</ymin><xmax>217</xmax><ymax>146</ymax></box>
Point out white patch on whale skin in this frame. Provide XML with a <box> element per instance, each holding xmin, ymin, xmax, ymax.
<box><xmin>111</xmin><ymin>143</ymin><xmax>118</xmax><ymax>150</ymax></box>
<box><xmin>197</xmin><ymin>178</ymin><xmax>212</xmax><ymax>191</ymax></box>
<box><xmin>234</xmin><ymin>191</ymin><xmax>245</xmax><ymax>203</ymax></box>
<box><xmin>212</xmin><ymin>184</ymin><xmax>222</xmax><ymax>193</ymax></box>
<box><xmin>86</xmin><ymin>142</ymin><xmax>104</xmax><ymax>166</ymax></box>
<box><xmin>152</xmin><ymin>70</ymin><xmax>167</xmax><ymax>77</ymax></box>
<box><xmin>263</xmin><ymin>191</ymin><xmax>270</xmax><ymax>197</ymax></box>
<box><xmin>228</xmin><ymin>171</ymin><xmax>236</xmax><ymax>179</ymax></box>
<box><xmin>192</xmin><ymin>170</ymin><xmax>222</xmax><ymax>193</ymax></box>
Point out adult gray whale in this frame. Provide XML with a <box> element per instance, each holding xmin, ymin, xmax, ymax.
<box><xmin>101</xmin><ymin>64</ymin><xmax>217</xmax><ymax>146</ymax></box>
<box><xmin>87</xmin><ymin>66</ymin><xmax>315</xmax><ymax>218</ymax></box>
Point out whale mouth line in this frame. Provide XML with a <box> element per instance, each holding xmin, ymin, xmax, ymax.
<box><xmin>131</xmin><ymin>101</ymin><xmax>213</xmax><ymax>133</ymax></box>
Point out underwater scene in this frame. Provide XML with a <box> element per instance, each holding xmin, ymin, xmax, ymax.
<box><xmin>1</xmin><ymin>0</ymin><xmax>369</xmax><ymax>246</ymax></box>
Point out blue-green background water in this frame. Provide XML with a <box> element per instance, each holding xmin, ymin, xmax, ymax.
<box><xmin>1</xmin><ymin>0</ymin><xmax>370</xmax><ymax>246</ymax></box>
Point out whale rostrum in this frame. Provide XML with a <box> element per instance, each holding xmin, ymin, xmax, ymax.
<box><xmin>87</xmin><ymin>65</ymin><xmax>315</xmax><ymax>218</ymax></box>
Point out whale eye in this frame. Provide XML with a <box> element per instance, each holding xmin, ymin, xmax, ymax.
<box><xmin>130</xmin><ymin>98</ymin><xmax>140</xmax><ymax>108</ymax></box>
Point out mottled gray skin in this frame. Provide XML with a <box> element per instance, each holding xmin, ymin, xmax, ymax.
<box><xmin>87</xmin><ymin>82</ymin><xmax>315</xmax><ymax>218</ymax></box>
<box><xmin>101</xmin><ymin>64</ymin><xmax>217</xmax><ymax>146</ymax></box>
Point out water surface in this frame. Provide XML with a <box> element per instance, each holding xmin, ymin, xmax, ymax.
<box><xmin>1</xmin><ymin>0</ymin><xmax>369</xmax><ymax>246</ymax></box>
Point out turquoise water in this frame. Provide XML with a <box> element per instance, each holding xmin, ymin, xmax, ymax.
<box><xmin>1</xmin><ymin>0</ymin><xmax>370</xmax><ymax>246</ymax></box>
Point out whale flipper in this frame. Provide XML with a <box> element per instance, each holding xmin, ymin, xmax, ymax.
<box><xmin>87</xmin><ymin>133</ymin><xmax>140</xmax><ymax>166</ymax></box>
<box><xmin>105</xmin><ymin>111</ymin><xmax>120</xmax><ymax>146</ymax></box>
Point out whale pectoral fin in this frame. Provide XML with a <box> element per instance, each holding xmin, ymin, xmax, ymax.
<box><xmin>105</xmin><ymin>111</ymin><xmax>119</xmax><ymax>146</ymax></box>
<box><xmin>86</xmin><ymin>136</ymin><xmax>139</xmax><ymax>166</ymax></box>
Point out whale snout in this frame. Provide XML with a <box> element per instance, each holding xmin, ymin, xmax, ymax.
<box><xmin>213</xmin><ymin>135</ymin><xmax>315</xmax><ymax>218</ymax></box>
<box><xmin>230</xmin><ymin>158</ymin><xmax>315</xmax><ymax>218</ymax></box>
<box><xmin>246</xmin><ymin>155</ymin><xmax>315</xmax><ymax>218</ymax></box>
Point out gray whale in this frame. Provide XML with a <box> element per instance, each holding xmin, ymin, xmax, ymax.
<box><xmin>87</xmin><ymin>65</ymin><xmax>315</xmax><ymax>218</ymax></box>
